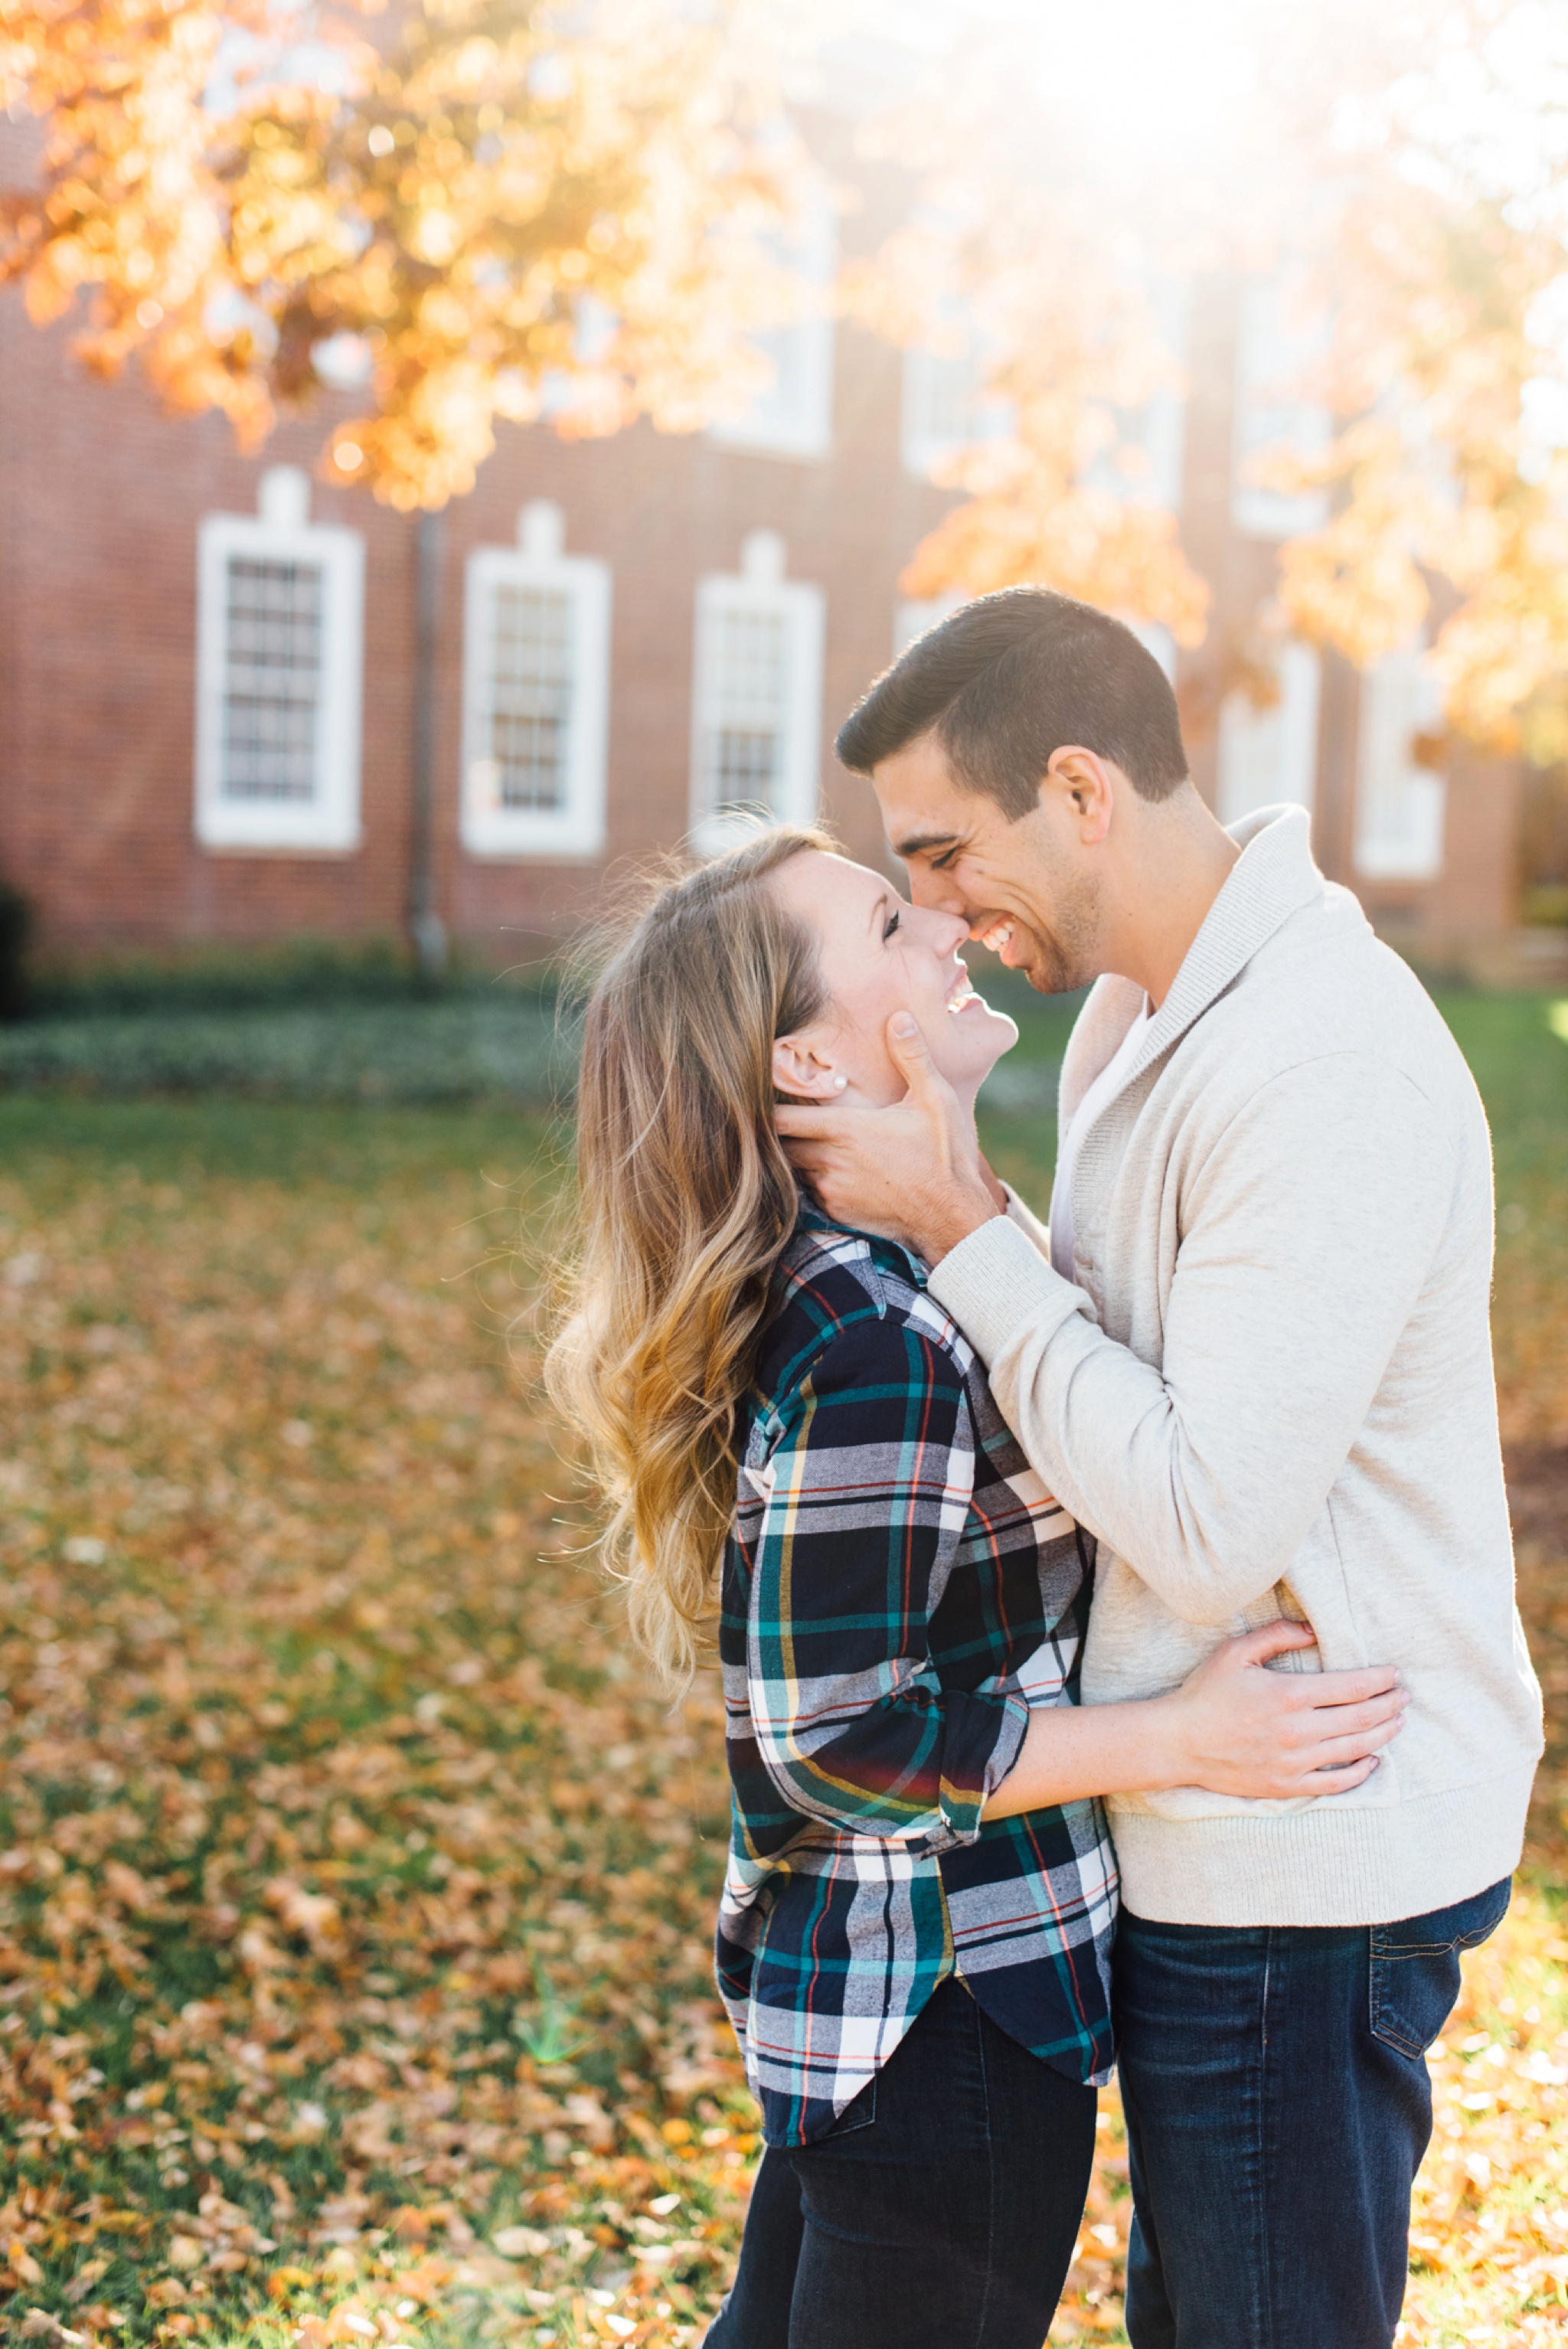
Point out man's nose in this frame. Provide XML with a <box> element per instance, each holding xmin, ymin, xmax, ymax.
<box><xmin>907</xmin><ymin>863</ymin><xmax>970</xmax><ymax>920</ymax></box>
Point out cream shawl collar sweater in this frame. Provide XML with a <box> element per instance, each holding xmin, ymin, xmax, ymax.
<box><xmin>929</xmin><ymin>805</ymin><xmax>1543</xmax><ymax>1926</ymax></box>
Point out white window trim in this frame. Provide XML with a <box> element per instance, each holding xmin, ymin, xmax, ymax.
<box><xmin>1144</xmin><ymin>387</ymin><xmax>1188</xmax><ymax>515</ymax></box>
<box><xmin>902</xmin><ymin>346</ymin><xmax>963</xmax><ymax>482</ymax></box>
<box><xmin>1085</xmin><ymin>278</ymin><xmax>1191</xmax><ymax>515</ymax></box>
<box><xmin>194</xmin><ymin>467</ymin><xmax>364</xmax><ymax>854</ymax></box>
<box><xmin>1353</xmin><ymin>647</ymin><xmax>1447</xmax><ymax>883</ymax></box>
<box><xmin>1216</xmin><ymin>642</ymin><xmax>1322</xmax><ymax>827</ymax></box>
<box><xmin>1232</xmin><ymin>267</ymin><xmax>1332</xmax><ymax>541</ymax></box>
<box><xmin>708</xmin><ymin>187</ymin><xmax>837</xmax><ymax>464</ymax></box>
<box><xmin>690</xmin><ymin>531</ymin><xmax>825</xmax><ymax>854</ymax></box>
<box><xmin>900</xmin><ymin>344</ymin><xmax>1014</xmax><ymax>485</ymax></box>
<box><xmin>459</xmin><ymin>501</ymin><xmax>612</xmax><ymax>863</ymax></box>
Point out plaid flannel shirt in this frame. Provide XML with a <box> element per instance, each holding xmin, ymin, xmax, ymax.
<box><xmin>716</xmin><ymin>1209</ymin><xmax>1118</xmax><ymax>2148</ymax></box>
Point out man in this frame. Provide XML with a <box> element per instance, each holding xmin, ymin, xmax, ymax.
<box><xmin>777</xmin><ymin>588</ymin><xmax>1544</xmax><ymax>2349</ymax></box>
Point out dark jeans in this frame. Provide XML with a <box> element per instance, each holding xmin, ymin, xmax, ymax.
<box><xmin>1115</xmin><ymin>1876</ymin><xmax>1512</xmax><ymax>2349</ymax></box>
<box><xmin>705</xmin><ymin>1976</ymin><xmax>1096</xmax><ymax>2349</ymax></box>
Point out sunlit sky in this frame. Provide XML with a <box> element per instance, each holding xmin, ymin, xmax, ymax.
<box><xmin>887</xmin><ymin>0</ymin><xmax>1568</xmax><ymax>196</ymax></box>
<box><xmin>1008</xmin><ymin>0</ymin><xmax>1269</xmax><ymax>162</ymax></box>
<box><xmin>854</xmin><ymin>0</ymin><xmax>1568</xmax><ymax>445</ymax></box>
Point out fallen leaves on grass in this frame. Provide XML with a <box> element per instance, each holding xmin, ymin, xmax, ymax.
<box><xmin>0</xmin><ymin>1094</ymin><xmax>1562</xmax><ymax>2347</ymax></box>
<box><xmin>1397</xmin><ymin>1896</ymin><xmax>1568</xmax><ymax>2345</ymax></box>
<box><xmin>0</xmin><ymin>1139</ymin><xmax>751</xmax><ymax>2345</ymax></box>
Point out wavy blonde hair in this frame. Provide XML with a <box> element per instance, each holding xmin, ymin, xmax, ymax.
<box><xmin>545</xmin><ymin>825</ymin><xmax>835</xmax><ymax>1690</ymax></box>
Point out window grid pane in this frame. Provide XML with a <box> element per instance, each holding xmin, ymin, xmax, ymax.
<box><xmin>220</xmin><ymin>557</ymin><xmax>323</xmax><ymax>802</ymax></box>
<box><xmin>488</xmin><ymin>584</ymin><xmax>575</xmax><ymax>812</ymax></box>
<box><xmin>913</xmin><ymin>350</ymin><xmax>978</xmax><ymax>450</ymax></box>
<box><xmin>704</xmin><ymin>605</ymin><xmax>789</xmax><ymax>817</ymax></box>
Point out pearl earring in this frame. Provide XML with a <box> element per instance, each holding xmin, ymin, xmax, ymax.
<box><xmin>833</xmin><ymin>1075</ymin><xmax>848</xmax><ymax>1090</ymax></box>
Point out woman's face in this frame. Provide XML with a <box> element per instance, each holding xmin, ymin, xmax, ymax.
<box><xmin>769</xmin><ymin>850</ymin><xmax>1018</xmax><ymax>1109</ymax></box>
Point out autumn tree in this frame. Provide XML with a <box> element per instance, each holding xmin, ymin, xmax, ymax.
<box><xmin>0</xmin><ymin>0</ymin><xmax>815</xmax><ymax>507</ymax></box>
<box><xmin>7</xmin><ymin>0</ymin><xmax>1568</xmax><ymax>751</ymax></box>
<box><xmin>1277</xmin><ymin>74</ymin><xmax>1568</xmax><ymax>762</ymax></box>
<box><xmin>866</xmin><ymin>0</ymin><xmax>1568</xmax><ymax>756</ymax></box>
<box><xmin>852</xmin><ymin>203</ymin><xmax>1211</xmax><ymax>655</ymax></box>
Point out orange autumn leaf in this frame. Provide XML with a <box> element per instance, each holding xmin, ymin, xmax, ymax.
<box><xmin>1</xmin><ymin>0</ymin><xmax>810</xmax><ymax>506</ymax></box>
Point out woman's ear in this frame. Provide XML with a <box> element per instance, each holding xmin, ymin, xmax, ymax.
<box><xmin>773</xmin><ymin>1034</ymin><xmax>848</xmax><ymax>1099</ymax></box>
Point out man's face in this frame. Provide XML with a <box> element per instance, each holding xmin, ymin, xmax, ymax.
<box><xmin>871</xmin><ymin>732</ymin><xmax>1105</xmax><ymax>996</ymax></box>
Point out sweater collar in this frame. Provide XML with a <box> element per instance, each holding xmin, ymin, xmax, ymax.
<box><xmin>1058</xmin><ymin>804</ymin><xmax>1338</xmax><ymax>1129</ymax></box>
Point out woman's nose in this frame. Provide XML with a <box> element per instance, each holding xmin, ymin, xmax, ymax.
<box><xmin>925</xmin><ymin>907</ymin><xmax>972</xmax><ymax>958</ymax></box>
<box><xmin>908</xmin><ymin>902</ymin><xmax>971</xmax><ymax>963</ymax></box>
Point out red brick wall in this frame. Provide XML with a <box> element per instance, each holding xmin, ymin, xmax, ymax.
<box><xmin>0</xmin><ymin>265</ymin><xmax>1524</xmax><ymax>962</ymax></box>
<box><xmin>0</xmin><ymin>283</ymin><xmax>948</xmax><ymax>962</ymax></box>
<box><xmin>0</xmin><ymin>299</ymin><xmax>424</xmax><ymax>948</ymax></box>
<box><xmin>1358</xmin><ymin>746</ymin><xmax>1525</xmax><ymax>949</ymax></box>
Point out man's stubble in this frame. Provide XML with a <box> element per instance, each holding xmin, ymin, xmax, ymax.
<box><xmin>1018</xmin><ymin>850</ymin><xmax>1104</xmax><ymax>998</ymax></box>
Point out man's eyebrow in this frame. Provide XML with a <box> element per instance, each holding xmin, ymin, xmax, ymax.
<box><xmin>890</xmin><ymin>828</ymin><xmax>962</xmax><ymax>861</ymax></box>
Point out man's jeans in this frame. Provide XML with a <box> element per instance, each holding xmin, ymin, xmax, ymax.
<box><xmin>704</xmin><ymin>1976</ymin><xmax>1096</xmax><ymax>2349</ymax></box>
<box><xmin>1115</xmin><ymin>1877</ymin><xmax>1512</xmax><ymax>2349</ymax></box>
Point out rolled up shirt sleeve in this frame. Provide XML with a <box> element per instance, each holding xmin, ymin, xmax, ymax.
<box><xmin>746</xmin><ymin>1316</ymin><xmax>1030</xmax><ymax>1854</ymax></box>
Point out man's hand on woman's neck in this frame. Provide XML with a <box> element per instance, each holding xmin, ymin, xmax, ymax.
<box><xmin>777</xmin><ymin>761</ymin><xmax>1245</xmax><ymax>1266</ymax></box>
<box><xmin>778</xmin><ymin>1014</ymin><xmax>1004</xmax><ymax>1262</ymax></box>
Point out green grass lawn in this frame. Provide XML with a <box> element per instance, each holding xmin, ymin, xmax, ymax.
<box><xmin>0</xmin><ymin>999</ymin><xmax>573</xmax><ymax>1112</ymax></box>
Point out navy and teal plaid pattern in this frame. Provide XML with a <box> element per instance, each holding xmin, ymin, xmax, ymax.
<box><xmin>716</xmin><ymin>1210</ymin><xmax>1117</xmax><ymax>2148</ymax></box>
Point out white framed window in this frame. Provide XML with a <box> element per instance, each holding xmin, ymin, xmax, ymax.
<box><xmin>194</xmin><ymin>466</ymin><xmax>364</xmax><ymax>852</ymax></box>
<box><xmin>1232</xmin><ymin>266</ymin><xmax>1332</xmax><ymax>540</ymax></box>
<box><xmin>1086</xmin><ymin>276</ymin><xmax>1190</xmax><ymax>514</ymax></box>
<box><xmin>1354</xmin><ymin>646</ymin><xmax>1446</xmax><ymax>882</ymax></box>
<box><xmin>690</xmin><ymin>531</ymin><xmax>825</xmax><ymax>852</ymax></box>
<box><xmin>901</xmin><ymin>340</ymin><xmax>1014</xmax><ymax>483</ymax></box>
<box><xmin>459</xmin><ymin>501</ymin><xmax>612</xmax><ymax>861</ymax></box>
<box><xmin>709</xmin><ymin>188</ymin><xmax>837</xmax><ymax>463</ymax></box>
<box><xmin>1217</xmin><ymin>642</ymin><xmax>1322</xmax><ymax>825</ymax></box>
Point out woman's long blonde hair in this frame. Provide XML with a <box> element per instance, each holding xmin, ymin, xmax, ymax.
<box><xmin>545</xmin><ymin>825</ymin><xmax>835</xmax><ymax>1690</ymax></box>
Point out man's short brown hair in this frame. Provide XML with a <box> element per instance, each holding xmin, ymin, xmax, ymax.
<box><xmin>836</xmin><ymin>587</ymin><xmax>1190</xmax><ymax>818</ymax></box>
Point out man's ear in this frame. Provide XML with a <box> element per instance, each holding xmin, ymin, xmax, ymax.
<box><xmin>773</xmin><ymin>1035</ymin><xmax>844</xmax><ymax>1099</ymax></box>
<box><xmin>1046</xmin><ymin>747</ymin><xmax>1116</xmax><ymax>845</ymax></box>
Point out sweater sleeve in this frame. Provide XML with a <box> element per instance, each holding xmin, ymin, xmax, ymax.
<box><xmin>929</xmin><ymin>1054</ymin><xmax>1455</xmax><ymax>1625</ymax></box>
<box><xmin>1004</xmin><ymin>1185</ymin><xmax>1054</xmax><ymax>1261</ymax></box>
<box><xmin>746</xmin><ymin>1316</ymin><xmax>1029</xmax><ymax>1853</ymax></box>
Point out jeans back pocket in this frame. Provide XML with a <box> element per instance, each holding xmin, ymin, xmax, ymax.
<box><xmin>1369</xmin><ymin>1877</ymin><xmax>1513</xmax><ymax>2060</ymax></box>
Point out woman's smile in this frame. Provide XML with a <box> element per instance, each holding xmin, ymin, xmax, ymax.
<box><xmin>767</xmin><ymin>848</ymin><xmax>1018</xmax><ymax>1107</ymax></box>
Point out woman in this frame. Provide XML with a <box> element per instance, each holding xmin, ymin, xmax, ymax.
<box><xmin>547</xmin><ymin>825</ymin><xmax>1407</xmax><ymax>2349</ymax></box>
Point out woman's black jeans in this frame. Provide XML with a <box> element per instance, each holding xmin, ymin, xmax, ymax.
<box><xmin>705</xmin><ymin>1976</ymin><xmax>1097</xmax><ymax>2349</ymax></box>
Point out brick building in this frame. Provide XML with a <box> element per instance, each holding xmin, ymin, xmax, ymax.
<box><xmin>0</xmin><ymin>211</ymin><xmax>1527</xmax><ymax>972</ymax></box>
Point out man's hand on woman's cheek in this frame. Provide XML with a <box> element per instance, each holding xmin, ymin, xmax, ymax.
<box><xmin>774</xmin><ymin>1012</ymin><xmax>1006</xmax><ymax>1263</ymax></box>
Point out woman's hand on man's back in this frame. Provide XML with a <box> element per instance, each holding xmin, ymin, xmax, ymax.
<box><xmin>982</xmin><ymin>1619</ymin><xmax>1407</xmax><ymax>1821</ymax></box>
<box><xmin>1161</xmin><ymin>1619</ymin><xmax>1408</xmax><ymax>1800</ymax></box>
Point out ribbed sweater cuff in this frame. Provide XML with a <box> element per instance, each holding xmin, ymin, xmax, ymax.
<box><xmin>1002</xmin><ymin>1184</ymin><xmax>1053</xmax><ymax>1260</ymax></box>
<box><xmin>927</xmin><ymin>1214</ymin><xmax>1086</xmax><ymax>1370</ymax></box>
